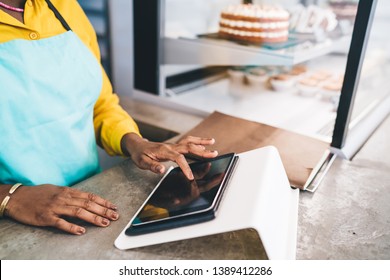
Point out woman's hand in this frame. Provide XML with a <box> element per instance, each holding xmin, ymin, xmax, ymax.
<box><xmin>121</xmin><ymin>133</ymin><xmax>218</xmax><ymax>180</ymax></box>
<box><xmin>4</xmin><ymin>184</ymin><xmax>119</xmax><ymax>235</ymax></box>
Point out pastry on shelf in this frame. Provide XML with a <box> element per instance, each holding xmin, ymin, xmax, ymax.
<box><xmin>335</xmin><ymin>74</ymin><xmax>345</xmax><ymax>83</ymax></box>
<box><xmin>289</xmin><ymin>4</ymin><xmax>338</xmax><ymax>34</ymax></box>
<box><xmin>309</xmin><ymin>70</ymin><xmax>332</xmax><ymax>82</ymax></box>
<box><xmin>218</xmin><ymin>3</ymin><xmax>290</xmax><ymax>43</ymax></box>
<box><xmin>227</xmin><ymin>67</ymin><xmax>246</xmax><ymax>83</ymax></box>
<box><xmin>329</xmin><ymin>0</ymin><xmax>359</xmax><ymax>21</ymax></box>
<box><xmin>269</xmin><ymin>74</ymin><xmax>295</xmax><ymax>92</ymax></box>
<box><xmin>288</xmin><ymin>64</ymin><xmax>308</xmax><ymax>78</ymax></box>
<box><xmin>320</xmin><ymin>81</ymin><xmax>343</xmax><ymax>101</ymax></box>
<box><xmin>246</xmin><ymin>67</ymin><xmax>269</xmax><ymax>86</ymax></box>
<box><xmin>297</xmin><ymin>78</ymin><xmax>320</xmax><ymax>97</ymax></box>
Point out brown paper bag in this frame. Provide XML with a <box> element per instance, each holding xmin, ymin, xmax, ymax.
<box><xmin>179</xmin><ymin>111</ymin><xmax>329</xmax><ymax>189</ymax></box>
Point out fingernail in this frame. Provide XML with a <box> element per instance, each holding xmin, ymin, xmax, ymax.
<box><xmin>110</xmin><ymin>204</ymin><xmax>118</xmax><ymax>210</ymax></box>
<box><xmin>77</xmin><ymin>228</ymin><xmax>85</xmax><ymax>235</ymax></box>
<box><xmin>156</xmin><ymin>165</ymin><xmax>163</xmax><ymax>173</ymax></box>
<box><xmin>112</xmin><ymin>212</ymin><xmax>119</xmax><ymax>220</ymax></box>
<box><xmin>102</xmin><ymin>219</ymin><xmax>110</xmax><ymax>226</ymax></box>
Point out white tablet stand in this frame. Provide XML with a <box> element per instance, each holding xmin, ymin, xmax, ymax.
<box><xmin>115</xmin><ymin>146</ymin><xmax>299</xmax><ymax>260</ymax></box>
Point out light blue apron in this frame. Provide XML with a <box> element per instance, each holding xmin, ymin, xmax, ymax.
<box><xmin>0</xmin><ymin>1</ymin><xmax>102</xmax><ymax>186</ymax></box>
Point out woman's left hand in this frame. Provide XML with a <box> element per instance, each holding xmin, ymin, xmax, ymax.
<box><xmin>121</xmin><ymin>133</ymin><xmax>218</xmax><ymax>180</ymax></box>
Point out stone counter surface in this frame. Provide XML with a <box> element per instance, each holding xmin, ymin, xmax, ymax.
<box><xmin>0</xmin><ymin>159</ymin><xmax>266</xmax><ymax>260</ymax></box>
<box><xmin>1</xmin><ymin>99</ymin><xmax>389</xmax><ymax>260</ymax></box>
<box><xmin>297</xmin><ymin>116</ymin><xmax>390</xmax><ymax>260</ymax></box>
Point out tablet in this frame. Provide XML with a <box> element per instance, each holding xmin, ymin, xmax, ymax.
<box><xmin>125</xmin><ymin>153</ymin><xmax>238</xmax><ymax>235</ymax></box>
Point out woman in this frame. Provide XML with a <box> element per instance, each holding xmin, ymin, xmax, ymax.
<box><xmin>0</xmin><ymin>0</ymin><xmax>217</xmax><ymax>235</ymax></box>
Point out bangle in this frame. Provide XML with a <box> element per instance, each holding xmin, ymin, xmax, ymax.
<box><xmin>0</xmin><ymin>183</ymin><xmax>23</xmax><ymax>218</ymax></box>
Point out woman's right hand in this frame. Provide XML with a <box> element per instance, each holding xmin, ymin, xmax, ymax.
<box><xmin>4</xmin><ymin>184</ymin><xmax>119</xmax><ymax>235</ymax></box>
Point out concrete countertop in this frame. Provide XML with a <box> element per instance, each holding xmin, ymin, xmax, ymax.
<box><xmin>297</xmin><ymin>115</ymin><xmax>390</xmax><ymax>259</ymax></box>
<box><xmin>1</xmin><ymin>98</ymin><xmax>389</xmax><ymax>260</ymax></box>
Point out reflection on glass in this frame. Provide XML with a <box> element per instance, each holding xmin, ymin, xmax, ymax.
<box><xmin>133</xmin><ymin>157</ymin><xmax>231</xmax><ymax>224</ymax></box>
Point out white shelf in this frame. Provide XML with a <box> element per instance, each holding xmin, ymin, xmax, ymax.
<box><xmin>166</xmin><ymin>77</ymin><xmax>336</xmax><ymax>142</ymax></box>
<box><xmin>163</xmin><ymin>35</ymin><xmax>351</xmax><ymax>66</ymax></box>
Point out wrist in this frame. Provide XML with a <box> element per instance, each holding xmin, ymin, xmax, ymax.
<box><xmin>120</xmin><ymin>132</ymin><xmax>146</xmax><ymax>157</ymax></box>
<box><xmin>0</xmin><ymin>183</ymin><xmax>23</xmax><ymax>218</ymax></box>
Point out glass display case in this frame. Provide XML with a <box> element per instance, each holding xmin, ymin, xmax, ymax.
<box><xmin>133</xmin><ymin>0</ymin><xmax>389</xmax><ymax>191</ymax></box>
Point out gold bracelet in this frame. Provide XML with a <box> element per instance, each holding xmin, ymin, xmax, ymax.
<box><xmin>0</xmin><ymin>183</ymin><xmax>23</xmax><ymax>218</ymax></box>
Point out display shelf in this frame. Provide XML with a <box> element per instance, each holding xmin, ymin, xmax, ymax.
<box><xmin>166</xmin><ymin>78</ymin><xmax>336</xmax><ymax>142</ymax></box>
<box><xmin>163</xmin><ymin>34</ymin><xmax>351</xmax><ymax>66</ymax></box>
<box><xmin>162</xmin><ymin>54</ymin><xmax>351</xmax><ymax>143</ymax></box>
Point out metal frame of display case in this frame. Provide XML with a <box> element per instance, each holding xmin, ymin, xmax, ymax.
<box><xmin>331</xmin><ymin>0</ymin><xmax>377</xmax><ymax>149</ymax></box>
<box><xmin>133</xmin><ymin>0</ymin><xmax>163</xmax><ymax>96</ymax></box>
<box><xmin>133</xmin><ymin>0</ymin><xmax>383</xmax><ymax>192</ymax></box>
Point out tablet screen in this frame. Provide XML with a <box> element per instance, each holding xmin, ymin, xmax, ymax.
<box><xmin>131</xmin><ymin>153</ymin><xmax>236</xmax><ymax>226</ymax></box>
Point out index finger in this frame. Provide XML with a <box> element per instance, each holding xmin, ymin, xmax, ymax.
<box><xmin>179</xmin><ymin>136</ymin><xmax>215</xmax><ymax>146</ymax></box>
<box><xmin>174</xmin><ymin>153</ymin><xmax>194</xmax><ymax>180</ymax></box>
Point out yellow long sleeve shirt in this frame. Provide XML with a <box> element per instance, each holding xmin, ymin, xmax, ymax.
<box><xmin>0</xmin><ymin>0</ymin><xmax>140</xmax><ymax>156</ymax></box>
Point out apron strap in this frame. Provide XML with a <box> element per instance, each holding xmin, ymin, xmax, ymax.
<box><xmin>45</xmin><ymin>0</ymin><xmax>72</xmax><ymax>31</ymax></box>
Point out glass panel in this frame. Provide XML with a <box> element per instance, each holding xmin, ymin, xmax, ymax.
<box><xmin>161</xmin><ymin>0</ymin><xmax>358</xmax><ymax>142</ymax></box>
<box><xmin>348</xmin><ymin>0</ymin><xmax>390</xmax><ymax>131</ymax></box>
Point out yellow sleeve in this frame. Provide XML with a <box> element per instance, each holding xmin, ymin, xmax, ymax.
<box><xmin>93</xmin><ymin>67</ymin><xmax>141</xmax><ymax>156</ymax></box>
<box><xmin>59</xmin><ymin>0</ymin><xmax>141</xmax><ymax>156</ymax></box>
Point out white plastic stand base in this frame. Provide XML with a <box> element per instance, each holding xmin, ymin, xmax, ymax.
<box><xmin>115</xmin><ymin>146</ymin><xmax>299</xmax><ymax>260</ymax></box>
